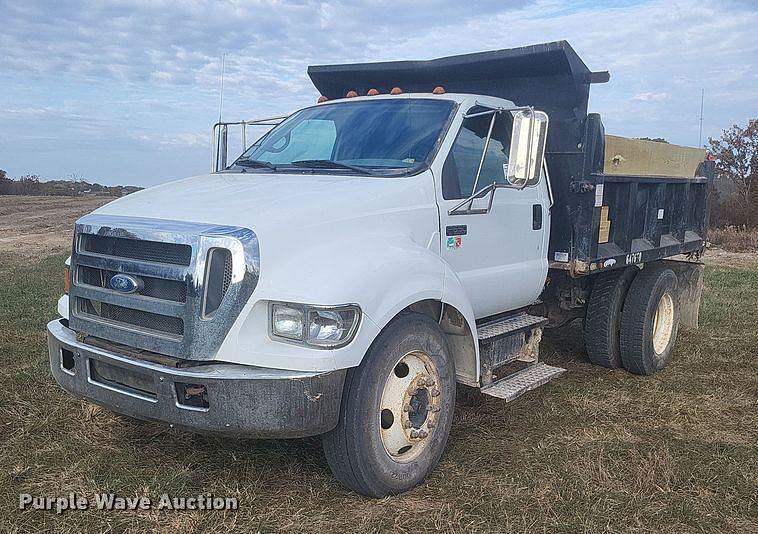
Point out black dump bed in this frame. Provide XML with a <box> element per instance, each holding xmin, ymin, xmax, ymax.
<box><xmin>309</xmin><ymin>41</ymin><xmax>713</xmax><ymax>276</ymax></box>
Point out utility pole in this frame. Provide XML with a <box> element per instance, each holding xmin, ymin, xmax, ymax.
<box><xmin>698</xmin><ymin>88</ymin><xmax>704</xmax><ymax>148</ymax></box>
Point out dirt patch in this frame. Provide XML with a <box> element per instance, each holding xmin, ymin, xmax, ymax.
<box><xmin>700</xmin><ymin>246</ymin><xmax>758</xmax><ymax>268</ymax></box>
<box><xmin>0</xmin><ymin>195</ymin><xmax>112</xmax><ymax>259</ymax></box>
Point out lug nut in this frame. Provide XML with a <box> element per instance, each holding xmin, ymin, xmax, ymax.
<box><xmin>432</xmin><ymin>405</ymin><xmax>440</xmax><ymax>413</ymax></box>
<box><xmin>404</xmin><ymin>420</ymin><xmax>412</xmax><ymax>429</ymax></box>
<box><xmin>427</xmin><ymin>421</ymin><xmax>435</xmax><ymax>429</ymax></box>
<box><xmin>410</xmin><ymin>429</ymin><xmax>419</xmax><ymax>439</ymax></box>
<box><xmin>431</xmin><ymin>388</ymin><xmax>440</xmax><ymax>397</ymax></box>
<box><xmin>403</xmin><ymin>403</ymin><xmax>410</xmax><ymax>412</ymax></box>
<box><xmin>418</xmin><ymin>430</ymin><xmax>428</xmax><ymax>438</ymax></box>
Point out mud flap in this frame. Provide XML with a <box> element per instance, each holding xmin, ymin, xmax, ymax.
<box><xmin>662</xmin><ymin>260</ymin><xmax>704</xmax><ymax>330</ymax></box>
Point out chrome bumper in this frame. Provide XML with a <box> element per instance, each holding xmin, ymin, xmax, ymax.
<box><xmin>47</xmin><ymin>319</ymin><xmax>346</xmax><ymax>438</ymax></box>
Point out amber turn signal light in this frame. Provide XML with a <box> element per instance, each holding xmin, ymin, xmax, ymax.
<box><xmin>64</xmin><ymin>266</ymin><xmax>70</xmax><ymax>294</ymax></box>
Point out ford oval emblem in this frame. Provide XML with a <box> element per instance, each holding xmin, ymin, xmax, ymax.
<box><xmin>109</xmin><ymin>274</ymin><xmax>142</xmax><ymax>294</ymax></box>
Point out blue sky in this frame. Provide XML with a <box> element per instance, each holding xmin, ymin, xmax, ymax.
<box><xmin>0</xmin><ymin>0</ymin><xmax>755</xmax><ymax>187</ymax></box>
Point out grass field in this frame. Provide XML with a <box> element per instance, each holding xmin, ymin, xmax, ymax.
<box><xmin>1</xmin><ymin>251</ymin><xmax>756</xmax><ymax>533</ymax></box>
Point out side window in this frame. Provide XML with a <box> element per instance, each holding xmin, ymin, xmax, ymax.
<box><xmin>442</xmin><ymin>109</ymin><xmax>515</xmax><ymax>200</ymax></box>
<box><xmin>261</xmin><ymin>119</ymin><xmax>337</xmax><ymax>164</ymax></box>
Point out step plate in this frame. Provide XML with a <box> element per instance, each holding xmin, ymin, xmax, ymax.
<box><xmin>478</xmin><ymin>313</ymin><xmax>547</xmax><ymax>342</ymax></box>
<box><xmin>480</xmin><ymin>362</ymin><xmax>565</xmax><ymax>402</ymax></box>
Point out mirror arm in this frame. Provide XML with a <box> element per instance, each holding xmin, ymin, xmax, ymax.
<box><xmin>448</xmin><ymin>182</ymin><xmax>498</xmax><ymax>216</ymax></box>
<box><xmin>469</xmin><ymin>112</ymin><xmax>498</xmax><ymax>209</ymax></box>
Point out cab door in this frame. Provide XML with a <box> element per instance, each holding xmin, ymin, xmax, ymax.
<box><xmin>436</xmin><ymin>106</ymin><xmax>549</xmax><ymax>319</ymax></box>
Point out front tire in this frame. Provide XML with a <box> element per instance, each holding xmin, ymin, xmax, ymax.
<box><xmin>620</xmin><ymin>267</ymin><xmax>680</xmax><ymax>375</ymax></box>
<box><xmin>322</xmin><ymin>312</ymin><xmax>456</xmax><ymax>497</ymax></box>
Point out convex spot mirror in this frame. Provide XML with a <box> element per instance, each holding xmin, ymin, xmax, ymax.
<box><xmin>507</xmin><ymin>109</ymin><xmax>549</xmax><ymax>188</ymax></box>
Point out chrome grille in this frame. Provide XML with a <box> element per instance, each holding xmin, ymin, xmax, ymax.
<box><xmin>77</xmin><ymin>265</ymin><xmax>187</xmax><ymax>303</ymax></box>
<box><xmin>77</xmin><ymin>297</ymin><xmax>184</xmax><ymax>338</ymax></box>
<box><xmin>69</xmin><ymin>215</ymin><xmax>260</xmax><ymax>360</ymax></box>
<box><xmin>80</xmin><ymin>234</ymin><xmax>192</xmax><ymax>266</ymax></box>
<box><xmin>222</xmin><ymin>252</ymin><xmax>233</xmax><ymax>295</ymax></box>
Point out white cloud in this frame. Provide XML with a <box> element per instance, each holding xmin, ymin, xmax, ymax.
<box><xmin>0</xmin><ymin>0</ymin><xmax>755</xmax><ymax>185</ymax></box>
<box><xmin>632</xmin><ymin>92</ymin><xmax>670</xmax><ymax>102</ymax></box>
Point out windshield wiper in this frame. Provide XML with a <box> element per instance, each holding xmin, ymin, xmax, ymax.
<box><xmin>234</xmin><ymin>158</ymin><xmax>277</xmax><ymax>170</ymax></box>
<box><xmin>290</xmin><ymin>159</ymin><xmax>374</xmax><ymax>175</ymax></box>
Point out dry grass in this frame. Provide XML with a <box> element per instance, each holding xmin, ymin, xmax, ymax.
<box><xmin>1</xmin><ymin>253</ymin><xmax>756</xmax><ymax>533</ymax></box>
<box><xmin>709</xmin><ymin>227</ymin><xmax>758</xmax><ymax>253</ymax></box>
<box><xmin>0</xmin><ymin>195</ymin><xmax>112</xmax><ymax>260</ymax></box>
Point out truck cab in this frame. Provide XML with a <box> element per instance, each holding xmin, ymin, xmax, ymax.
<box><xmin>47</xmin><ymin>41</ymin><xmax>711</xmax><ymax>497</ymax></box>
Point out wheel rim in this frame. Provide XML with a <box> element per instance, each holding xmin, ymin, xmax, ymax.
<box><xmin>652</xmin><ymin>292</ymin><xmax>675</xmax><ymax>355</ymax></box>
<box><xmin>379</xmin><ymin>350</ymin><xmax>442</xmax><ymax>463</ymax></box>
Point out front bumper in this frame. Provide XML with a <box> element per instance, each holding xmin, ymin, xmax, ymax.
<box><xmin>47</xmin><ymin>319</ymin><xmax>346</xmax><ymax>438</ymax></box>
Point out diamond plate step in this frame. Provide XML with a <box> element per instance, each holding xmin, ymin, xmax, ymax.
<box><xmin>477</xmin><ymin>312</ymin><xmax>547</xmax><ymax>342</ymax></box>
<box><xmin>480</xmin><ymin>362</ymin><xmax>565</xmax><ymax>402</ymax></box>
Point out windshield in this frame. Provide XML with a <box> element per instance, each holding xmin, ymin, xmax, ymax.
<box><xmin>233</xmin><ymin>99</ymin><xmax>456</xmax><ymax>176</ymax></box>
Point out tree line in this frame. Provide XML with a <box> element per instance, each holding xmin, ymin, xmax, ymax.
<box><xmin>708</xmin><ymin>118</ymin><xmax>757</xmax><ymax>228</ymax></box>
<box><xmin>0</xmin><ymin>171</ymin><xmax>141</xmax><ymax>197</ymax></box>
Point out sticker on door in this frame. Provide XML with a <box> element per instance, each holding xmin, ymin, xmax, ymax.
<box><xmin>447</xmin><ymin>236</ymin><xmax>462</xmax><ymax>249</ymax></box>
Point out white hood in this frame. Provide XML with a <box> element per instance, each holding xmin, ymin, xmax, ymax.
<box><xmin>95</xmin><ymin>172</ymin><xmax>436</xmax><ymax>236</ymax></box>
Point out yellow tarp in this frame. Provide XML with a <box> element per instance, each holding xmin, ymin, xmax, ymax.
<box><xmin>604</xmin><ymin>135</ymin><xmax>705</xmax><ymax>178</ymax></box>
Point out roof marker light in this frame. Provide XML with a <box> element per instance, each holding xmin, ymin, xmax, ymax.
<box><xmin>367</xmin><ymin>88</ymin><xmax>380</xmax><ymax>96</ymax></box>
<box><xmin>346</xmin><ymin>90</ymin><xmax>358</xmax><ymax>98</ymax></box>
<box><xmin>432</xmin><ymin>86</ymin><xmax>446</xmax><ymax>94</ymax></box>
<box><xmin>390</xmin><ymin>87</ymin><xmax>402</xmax><ymax>95</ymax></box>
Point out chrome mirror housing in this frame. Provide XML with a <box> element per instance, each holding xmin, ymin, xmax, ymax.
<box><xmin>507</xmin><ymin>109</ymin><xmax>549</xmax><ymax>188</ymax></box>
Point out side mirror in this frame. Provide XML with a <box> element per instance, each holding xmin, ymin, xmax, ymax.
<box><xmin>507</xmin><ymin>109</ymin><xmax>549</xmax><ymax>188</ymax></box>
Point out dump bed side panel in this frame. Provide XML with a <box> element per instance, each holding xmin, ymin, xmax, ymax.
<box><xmin>549</xmin><ymin>114</ymin><xmax>714</xmax><ymax>276</ymax></box>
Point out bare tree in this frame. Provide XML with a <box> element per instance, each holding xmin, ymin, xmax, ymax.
<box><xmin>708</xmin><ymin>119</ymin><xmax>758</xmax><ymax>227</ymax></box>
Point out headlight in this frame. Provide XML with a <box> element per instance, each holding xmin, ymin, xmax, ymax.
<box><xmin>271</xmin><ymin>302</ymin><xmax>306</xmax><ymax>341</ymax></box>
<box><xmin>270</xmin><ymin>302</ymin><xmax>361</xmax><ymax>348</ymax></box>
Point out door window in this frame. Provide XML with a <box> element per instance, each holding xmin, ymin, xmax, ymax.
<box><xmin>442</xmin><ymin>108</ymin><xmax>514</xmax><ymax>200</ymax></box>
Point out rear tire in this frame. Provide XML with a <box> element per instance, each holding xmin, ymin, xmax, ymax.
<box><xmin>620</xmin><ymin>267</ymin><xmax>680</xmax><ymax>375</ymax></box>
<box><xmin>584</xmin><ymin>268</ymin><xmax>638</xmax><ymax>368</ymax></box>
<box><xmin>322</xmin><ymin>312</ymin><xmax>456</xmax><ymax>497</ymax></box>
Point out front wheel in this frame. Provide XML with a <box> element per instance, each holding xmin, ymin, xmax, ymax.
<box><xmin>322</xmin><ymin>312</ymin><xmax>456</xmax><ymax>497</ymax></box>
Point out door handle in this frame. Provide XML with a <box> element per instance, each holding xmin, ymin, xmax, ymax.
<box><xmin>532</xmin><ymin>204</ymin><xmax>542</xmax><ymax>230</ymax></box>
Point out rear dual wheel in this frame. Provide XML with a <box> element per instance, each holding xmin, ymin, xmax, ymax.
<box><xmin>584</xmin><ymin>268</ymin><xmax>638</xmax><ymax>368</ymax></box>
<box><xmin>322</xmin><ymin>312</ymin><xmax>455</xmax><ymax>497</ymax></box>
<box><xmin>585</xmin><ymin>266</ymin><xmax>680</xmax><ymax>375</ymax></box>
<box><xmin>620</xmin><ymin>267</ymin><xmax>680</xmax><ymax>375</ymax></box>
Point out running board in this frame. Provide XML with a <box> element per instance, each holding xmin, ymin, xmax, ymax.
<box><xmin>478</xmin><ymin>312</ymin><xmax>548</xmax><ymax>385</ymax></box>
<box><xmin>480</xmin><ymin>363</ymin><xmax>565</xmax><ymax>402</ymax></box>
<box><xmin>477</xmin><ymin>312</ymin><xmax>547</xmax><ymax>342</ymax></box>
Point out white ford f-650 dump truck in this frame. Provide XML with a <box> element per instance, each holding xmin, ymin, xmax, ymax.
<box><xmin>48</xmin><ymin>41</ymin><xmax>712</xmax><ymax>497</ymax></box>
